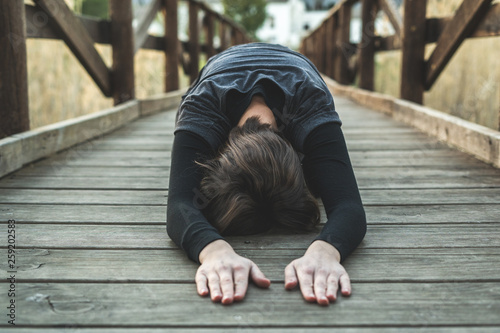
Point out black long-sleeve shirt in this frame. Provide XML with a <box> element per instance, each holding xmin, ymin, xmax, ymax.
<box><xmin>166</xmin><ymin>43</ymin><xmax>366</xmax><ymax>263</ymax></box>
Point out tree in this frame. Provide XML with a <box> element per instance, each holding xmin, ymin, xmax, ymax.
<box><xmin>78</xmin><ymin>0</ymin><xmax>109</xmax><ymax>19</ymax></box>
<box><xmin>221</xmin><ymin>0</ymin><xmax>267</xmax><ymax>38</ymax></box>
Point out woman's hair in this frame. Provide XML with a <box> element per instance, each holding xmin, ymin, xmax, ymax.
<box><xmin>198</xmin><ymin>117</ymin><xmax>320</xmax><ymax>236</ymax></box>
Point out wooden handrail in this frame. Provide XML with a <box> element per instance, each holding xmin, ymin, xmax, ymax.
<box><xmin>134</xmin><ymin>0</ymin><xmax>161</xmax><ymax>54</ymax></box>
<box><xmin>0</xmin><ymin>0</ymin><xmax>252</xmax><ymax>139</ymax></box>
<box><xmin>300</xmin><ymin>0</ymin><xmax>500</xmax><ymax>112</ymax></box>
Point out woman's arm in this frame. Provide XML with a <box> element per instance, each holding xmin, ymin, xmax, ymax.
<box><xmin>167</xmin><ymin>130</ymin><xmax>223</xmax><ymax>262</ymax></box>
<box><xmin>302</xmin><ymin>122</ymin><xmax>367</xmax><ymax>261</ymax></box>
<box><xmin>167</xmin><ymin>130</ymin><xmax>270</xmax><ymax>303</ymax></box>
<box><xmin>284</xmin><ymin>122</ymin><xmax>366</xmax><ymax>305</ymax></box>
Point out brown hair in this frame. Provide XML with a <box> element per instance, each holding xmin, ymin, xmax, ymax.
<box><xmin>198</xmin><ymin>117</ymin><xmax>320</xmax><ymax>236</ymax></box>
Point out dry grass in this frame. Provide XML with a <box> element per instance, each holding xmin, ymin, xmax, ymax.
<box><xmin>375</xmin><ymin>0</ymin><xmax>500</xmax><ymax>130</ymax></box>
<box><xmin>26</xmin><ymin>38</ymin><xmax>187</xmax><ymax>129</ymax></box>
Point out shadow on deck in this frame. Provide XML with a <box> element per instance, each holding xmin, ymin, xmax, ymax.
<box><xmin>1</xmin><ymin>94</ymin><xmax>500</xmax><ymax>331</ymax></box>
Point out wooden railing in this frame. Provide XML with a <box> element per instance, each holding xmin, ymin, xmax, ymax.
<box><xmin>0</xmin><ymin>0</ymin><xmax>251</xmax><ymax>139</ymax></box>
<box><xmin>300</xmin><ymin>0</ymin><xmax>500</xmax><ymax>112</ymax></box>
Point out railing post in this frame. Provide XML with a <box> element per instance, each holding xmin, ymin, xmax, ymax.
<box><xmin>188</xmin><ymin>1</ymin><xmax>199</xmax><ymax>83</ymax></box>
<box><xmin>401</xmin><ymin>0</ymin><xmax>427</xmax><ymax>104</ymax></box>
<box><xmin>317</xmin><ymin>24</ymin><xmax>326</xmax><ymax>73</ymax></box>
<box><xmin>230</xmin><ymin>27</ymin><xmax>237</xmax><ymax>46</ymax></box>
<box><xmin>164</xmin><ymin>0</ymin><xmax>179</xmax><ymax>92</ymax></box>
<box><xmin>0</xmin><ymin>0</ymin><xmax>30</xmax><ymax>138</ymax></box>
<box><xmin>109</xmin><ymin>0</ymin><xmax>135</xmax><ymax>105</ymax></box>
<box><xmin>219</xmin><ymin>20</ymin><xmax>228</xmax><ymax>51</ymax></box>
<box><xmin>359</xmin><ymin>0</ymin><xmax>378</xmax><ymax>91</ymax></box>
<box><xmin>204</xmin><ymin>12</ymin><xmax>215</xmax><ymax>59</ymax></box>
<box><xmin>335</xmin><ymin>3</ymin><xmax>352</xmax><ymax>85</ymax></box>
<box><xmin>325</xmin><ymin>16</ymin><xmax>336</xmax><ymax>79</ymax></box>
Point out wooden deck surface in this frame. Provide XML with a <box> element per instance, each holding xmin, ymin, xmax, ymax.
<box><xmin>1</xmin><ymin>96</ymin><xmax>500</xmax><ymax>331</ymax></box>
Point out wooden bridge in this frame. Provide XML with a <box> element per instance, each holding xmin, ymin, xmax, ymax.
<box><xmin>1</xmin><ymin>0</ymin><xmax>500</xmax><ymax>331</ymax></box>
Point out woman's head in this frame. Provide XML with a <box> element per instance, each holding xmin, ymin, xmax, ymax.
<box><xmin>199</xmin><ymin>117</ymin><xmax>320</xmax><ymax>236</ymax></box>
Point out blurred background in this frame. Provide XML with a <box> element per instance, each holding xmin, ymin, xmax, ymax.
<box><xmin>25</xmin><ymin>0</ymin><xmax>499</xmax><ymax>131</ymax></box>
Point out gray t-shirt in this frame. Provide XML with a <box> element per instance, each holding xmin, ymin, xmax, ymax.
<box><xmin>175</xmin><ymin>43</ymin><xmax>341</xmax><ymax>152</ymax></box>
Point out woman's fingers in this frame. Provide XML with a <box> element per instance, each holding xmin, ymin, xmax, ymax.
<box><xmin>284</xmin><ymin>263</ymin><xmax>298</xmax><ymax>289</ymax></box>
<box><xmin>218</xmin><ymin>267</ymin><xmax>235</xmax><ymax>304</ymax></box>
<box><xmin>313</xmin><ymin>269</ymin><xmax>329</xmax><ymax>305</ymax></box>
<box><xmin>195</xmin><ymin>270</ymin><xmax>209</xmax><ymax>296</ymax></box>
<box><xmin>339</xmin><ymin>272</ymin><xmax>351</xmax><ymax>296</ymax></box>
<box><xmin>233</xmin><ymin>265</ymin><xmax>249</xmax><ymax>301</ymax></box>
<box><xmin>206</xmin><ymin>271</ymin><xmax>223</xmax><ymax>302</ymax></box>
<box><xmin>294</xmin><ymin>265</ymin><xmax>316</xmax><ymax>302</ymax></box>
<box><xmin>326</xmin><ymin>274</ymin><xmax>339</xmax><ymax>301</ymax></box>
<box><xmin>250</xmin><ymin>263</ymin><xmax>271</xmax><ymax>288</ymax></box>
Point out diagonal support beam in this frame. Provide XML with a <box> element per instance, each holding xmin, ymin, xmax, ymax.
<box><xmin>425</xmin><ymin>0</ymin><xmax>493</xmax><ymax>90</ymax></box>
<box><xmin>134</xmin><ymin>0</ymin><xmax>161</xmax><ymax>54</ymax></box>
<box><xmin>34</xmin><ymin>0</ymin><xmax>111</xmax><ymax>96</ymax></box>
<box><xmin>378</xmin><ymin>0</ymin><xmax>402</xmax><ymax>37</ymax></box>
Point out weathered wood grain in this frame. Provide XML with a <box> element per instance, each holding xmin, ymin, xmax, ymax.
<box><xmin>4</xmin><ymin>282</ymin><xmax>500</xmax><ymax>326</ymax></box>
<box><xmin>1</xmin><ymin>188</ymin><xmax>498</xmax><ymax>205</ymax></box>
<box><xmin>0</xmin><ymin>0</ymin><xmax>30</xmax><ymax>138</ymax></box>
<box><xmin>188</xmin><ymin>1</ymin><xmax>200</xmax><ymax>83</ymax></box>
<box><xmin>8</xmin><ymin>328</ymin><xmax>500</xmax><ymax>333</ymax></box>
<box><xmin>1</xmin><ymin>203</ymin><xmax>499</xmax><ymax>224</ymax></box>
<box><xmin>4</xmin><ymin>248</ymin><xmax>500</xmax><ymax>282</ymax></box>
<box><xmin>109</xmin><ymin>0</ymin><xmax>135</xmax><ymax>104</ymax></box>
<box><xmin>164</xmin><ymin>0</ymin><xmax>180</xmax><ymax>92</ymax></box>
<box><xmin>400</xmin><ymin>0</ymin><xmax>427</xmax><ymax>103</ymax></box>
<box><xmin>1</xmin><ymin>167</ymin><xmax>499</xmax><ymax>189</ymax></box>
<box><xmin>8</xmin><ymin>224</ymin><xmax>500</xmax><ymax>249</ymax></box>
<box><xmin>1</xmin><ymin>80</ymin><xmax>500</xmax><ymax>331</ymax></box>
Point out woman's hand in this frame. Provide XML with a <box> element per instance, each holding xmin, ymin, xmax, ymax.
<box><xmin>284</xmin><ymin>240</ymin><xmax>350</xmax><ymax>305</ymax></box>
<box><xmin>196</xmin><ymin>240</ymin><xmax>271</xmax><ymax>304</ymax></box>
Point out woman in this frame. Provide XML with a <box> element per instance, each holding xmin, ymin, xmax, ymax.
<box><xmin>167</xmin><ymin>43</ymin><xmax>366</xmax><ymax>305</ymax></box>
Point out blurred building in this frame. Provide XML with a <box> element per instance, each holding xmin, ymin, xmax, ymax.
<box><xmin>203</xmin><ymin>0</ymin><xmax>341</xmax><ymax>50</ymax></box>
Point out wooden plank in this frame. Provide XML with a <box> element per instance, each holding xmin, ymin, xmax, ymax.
<box><xmin>0</xmin><ymin>204</ymin><xmax>166</xmax><ymax>223</ymax></box>
<box><xmin>34</xmin><ymin>0</ymin><xmax>111</xmax><ymax>97</ymax></box>
<box><xmin>58</xmin><ymin>135</ymin><xmax>446</xmax><ymax>151</ymax></box>
<box><xmin>134</xmin><ymin>0</ymin><xmax>161</xmax><ymax>53</ymax></box>
<box><xmin>163</xmin><ymin>0</ymin><xmax>179</xmax><ymax>92</ymax></box>
<box><xmin>188</xmin><ymin>1</ymin><xmax>200</xmax><ymax>83</ymax></box>
<box><xmin>358</xmin><ymin>0</ymin><xmax>378</xmax><ymax>90</ymax></box>
<box><xmin>7</xmin><ymin>329</ymin><xmax>500</xmax><ymax>333</ymax></box>
<box><xmin>378</xmin><ymin>0</ymin><xmax>402</xmax><ymax>37</ymax></box>
<box><xmin>12</xmin><ymin>166</ymin><xmax>169</xmax><ymax>178</ymax></box>
<box><xmin>5</xmin><ymin>248</ymin><xmax>500</xmax><ymax>282</ymax></box>
<box><xmin>4</xmin><ymin>282</ymin><xmax>500</xmax><ymax>326</ymax></box>
<box><xmin>2</xmin><ymin>203</ymin><xmax>500</xmax><ymax>224</ymax></box>
<box><xmin>29</xmin><ymin>148</ymin><xmax>487</xmax><ymax>168</ymax></box>
<box><xmin>400</xmin><ymin>0</ymin><xmax>427</xmax><ymax>104</ymax></box>
<box><xmin>0</xmin><ymin>0</ymin><xmax>30</xmax><ymax>138</ymax></box>
<box><xmin>0</xmin><ymin>101</ymin><xmax>140</xmax><ymax>179</ymax></box>
<box><xmin>8</xmin><ymin>224</ymin><xmax>500</xmax><ymax>249</ymax></box>
<box><xmin>109</xmin><ymin>0</ymin><xmax>135</xmax><ymax>104</ymax></box>
<box><xmin>425</xmin><ymin>0</ymin><xmax>494</xmax><ymax>90</ymax></box>
<box><xmin>2</xmin><ymin>167</ymin><xmax>498</xmax><ymax>189</ymax></box>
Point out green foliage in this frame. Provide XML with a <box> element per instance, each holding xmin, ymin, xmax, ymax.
<box><xmin>221</xmin><ymin>0</ymin><xmax>267</xmax><ymax>37</ymax></box>
<box><xmin>81</xmin><ymin>0</ymin><xmax>109</xmax><ymax>19</ymax></box>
